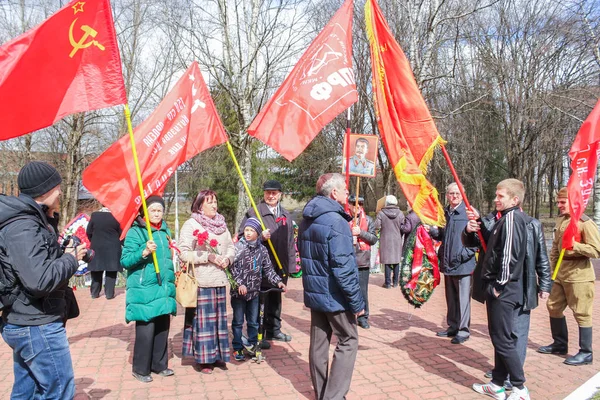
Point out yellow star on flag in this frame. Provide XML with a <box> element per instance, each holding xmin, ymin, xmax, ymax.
<box><xmin>72</xmin><ymin>1</ymin><xmax>85</xmax><ymax>14</ymax></box>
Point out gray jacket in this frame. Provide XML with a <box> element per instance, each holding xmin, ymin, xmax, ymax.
<box><xmin>375</xmin><ymin>206</ymin><xmax>411</xmax><ymax>264</ymax></box>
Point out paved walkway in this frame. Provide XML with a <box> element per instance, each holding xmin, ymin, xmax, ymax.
<box><xmin>0</xmin><ymin>274</ymin><xmax>598</xmax><ymax>400</ymax></box>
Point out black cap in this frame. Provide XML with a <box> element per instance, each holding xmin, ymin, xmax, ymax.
<box><xmin>263</xmin><ymin>180</ymin><xmax>282</xmax><ymax>191</ymax></box>
<box><xmin>348</xmin><ymin>195</ymin><xmax>364</xmax><ymax>204</ymax></box>
<box><xmin>18</xmin><ymin>161</ymin><xmax>62</xmax><ymax>198</ymax></box>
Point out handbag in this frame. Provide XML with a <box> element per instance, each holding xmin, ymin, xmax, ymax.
<box><xmin>175</xmin><ymin>260</ymin><xmax>198</xmax><ymax>308</ymax></box>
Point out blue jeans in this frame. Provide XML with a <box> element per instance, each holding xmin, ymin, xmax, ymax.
<box><xmin>1</xmin><ymin>321</ymin><xmax>75</xmax><ymax>400</ymax></box>
<box><xmin>231</xmin><ymin>296</ymin><xmax>259</xmax><ymax>351</ymax></box>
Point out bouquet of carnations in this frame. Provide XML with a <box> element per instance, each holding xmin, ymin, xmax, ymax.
<box><xmin>193</xmin><ymin>229</ymin><xmax>238</xmax><ymax>290</ymax></box>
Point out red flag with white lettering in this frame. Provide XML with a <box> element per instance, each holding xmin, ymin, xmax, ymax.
<box><xmin>82</xmin><ymin>62</ymin><xmax>228</xmax><ymax>236</ymax></box>
<box><xmin>0</xmin><ymin>0</ymin><xmax>126</xmax><ymax>140</ymax></box>
<box><xmin>563</xmin><ymin>100</ymin><xmax>600</xmax><ymax>249</ymax></box>
<box><xmin>247</xmin><ymin>0</ymin><xmax>357</xmax><ymax>161</ymax></box>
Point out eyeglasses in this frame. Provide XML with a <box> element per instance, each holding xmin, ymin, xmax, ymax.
<box><xmin>447</xmin><ymin>192</ymin><xmax>461</xmax><ymax>196</ymax></box>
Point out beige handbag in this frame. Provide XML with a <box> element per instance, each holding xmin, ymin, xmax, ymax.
<box><xmin>175</xmin><ymin>260</ymin><xmax>198</xmax><ymax>308</ymax></box>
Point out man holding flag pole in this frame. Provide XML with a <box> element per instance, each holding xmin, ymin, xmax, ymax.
<box><xmin>537</xmin><ymin>100</ymin><xmax>600</xmax><ymax>367</ymax></box>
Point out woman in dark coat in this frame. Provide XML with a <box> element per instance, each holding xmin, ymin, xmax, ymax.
<box><xmin>86</xmin><ymin>207</ymin><xmax>123</xmax><ymax>299</ymax></box>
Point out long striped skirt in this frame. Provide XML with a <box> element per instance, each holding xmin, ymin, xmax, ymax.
<box><xmin>182</xmin><ymin>286</ymin><xmax>230</xmax><ymax>364</ymax></box>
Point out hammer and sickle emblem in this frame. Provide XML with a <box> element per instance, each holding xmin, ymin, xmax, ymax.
<box><xmin>69</xmin><ymin>18</ymin><xmax>106</xmax><ymax>58</ymax></box>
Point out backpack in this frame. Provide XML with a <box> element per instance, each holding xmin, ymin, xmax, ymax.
<box><xmin>0</xmin><ymin>215</ymin><xmax>40</xmax><ymax>311</ymax></box>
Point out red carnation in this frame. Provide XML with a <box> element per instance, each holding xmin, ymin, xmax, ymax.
<box><xmin>209</xmin><ymin>239</ymin><xmax>218</xmax><ymax>248</ymax></box>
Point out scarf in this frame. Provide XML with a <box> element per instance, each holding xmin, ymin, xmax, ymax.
<box><xmin>349</xmin><ymin>207</ymin><xmax>370</xmax><ymax>251</ymax></box>
<box><xmin>192</xmin><ymin>212</ymin><xmax>227</xmax><ymax>235</ymax></box>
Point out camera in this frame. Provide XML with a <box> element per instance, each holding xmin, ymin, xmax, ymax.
<box><xmin>61</xmin><ymin>235</ymin><xmax>94</xmax><ymax>264</ymax></box>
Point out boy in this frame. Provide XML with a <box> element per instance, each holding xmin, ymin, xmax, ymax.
<box><xmin>230</xmin><ymin>218</ymin><xmax>286</xmax><ymax>361</ymax></box>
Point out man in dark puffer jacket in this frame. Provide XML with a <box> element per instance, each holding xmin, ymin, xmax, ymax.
<box><xmin>298</xmin><ymin>173</ymin><xmax>364</xmax><ymax>400</ymax></box>
<box><xmin>0</xmin><ymin>161</ymin><xmax>87</xmax><ymax>399</ymax></box>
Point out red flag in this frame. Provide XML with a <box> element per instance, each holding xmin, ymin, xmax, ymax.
<box><xmin>248</xmin><ymin>0</ymin><xmax>357</xmax><ymax>161</ymax></box>
<box><xmin>0</xmin><ymin>0</ymin><xmax>126</xmax><ymax>140</ymax></box>
<box><xmin>562</xmin><ymin>100</ymin><xmax>600</xmax><ymax>249</ymax></box>
<box><xmin>82</xmin><ymin>62</ymin><xmax>228</xmax><ymax>236</ymax></box>
<box><xmin>365</xmin><ymin>0</ymin><xmax>445</xmax><ymax>226</ymax></box>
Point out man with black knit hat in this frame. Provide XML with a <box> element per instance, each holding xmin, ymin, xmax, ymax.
<box><xmin>238</xmin><ymin>179</ymin><xmax>295</xmax><ymax>344</ymax></box>
<box><xmin>0</xmin><ymin>161</ymin><xmax>88</xmax><ymax>399</ymax></box>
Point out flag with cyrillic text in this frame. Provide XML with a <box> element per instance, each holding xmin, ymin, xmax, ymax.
<box><xmin>247</xmin><ymin>0</ymin><xmax>357</xmax><ymax>161</ymax></box>
<box><xmin>82</xmin><ymin>62</ymin><xmax>228</xmax><ymax>236</ymax></box>
<box><xmin>562</xmin><ymin>100</ymin><xmax>600</xmax><ymax>249</ymax></box>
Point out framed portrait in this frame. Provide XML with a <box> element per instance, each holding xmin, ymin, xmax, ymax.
<box><xmin>342</xmin><ymin>134</ymin><xmax>378</xmax><ymax>178</ymax></box>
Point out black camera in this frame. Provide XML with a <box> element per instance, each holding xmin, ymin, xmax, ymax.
<box><xmin>61</xmin><ymin>235</ymin><xmax>95</xmax><ymax>264</ymax></box>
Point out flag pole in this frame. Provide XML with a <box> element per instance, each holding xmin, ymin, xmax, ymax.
<box><xmin>552</xmin><ymin>248</ymin><xmax>566</xmax><ymax>280</ymax></box>
<box><xmin>345</xmin><ymin>109</ymin><xmax>351</xmax><ymax>199</ymax></box>
<box><xmin>174</xmin><ymin>168</ymin><xmax>180</xmax><ymax>241</ymax></box>
<box><xmin>354</xmin><ymin>176</ymin><xmax>361</xmax><ymax>225</ymax></box>
<box><xmin>124</xmin><ymin>104</ymin><xmax>162</xmax><ymax>285</ymax></box>
<box><xmin>440</xmin><ymin>145</ymin><xmax>486</xmax><ymax>251</ymax></box>
<box><xmin>225</xmin><ymin>141</ymin><xmax>286</xmax><ymax>276</ymax></box>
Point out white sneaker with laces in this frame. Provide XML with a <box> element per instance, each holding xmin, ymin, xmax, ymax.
<box><xmin>472</xmin><ymin>382</ymin><xmax>507</xmax><ymax>400</ymax></box>
<box><xmin>507</xmin><ymin>386</ymin><xmax>530</xmax><ymax>400</ymax></box>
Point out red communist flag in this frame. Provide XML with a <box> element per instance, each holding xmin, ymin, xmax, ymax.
<box><xmin>562</xmin><ymin>100</ymin><xmax>600</xmax><ymax>249</ymax></box>
<box><xmin>82</xmin><ymin>62</ymin><xmax>228</xmax><ymax>236</ymax></box>
<box><xmin>365</xmin><ymin>0</ymin><xmax>445</xmax><ymax>226</ymax></box>
<box><xmin>248</xmin><ymin>0</ymin><xmax>357</xmax><ymax>161</ymax></box>
<box><xmin>0</xmin><ymin>0</ymin><xmax>126</xmax><ymax>140</ymax></box>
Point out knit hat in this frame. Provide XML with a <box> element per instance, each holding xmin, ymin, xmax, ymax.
<box><xmin>263</xmin><ymin>180</ymin><xmax>282</xmax><ymax>191</ymax></box>
<box><xmin>386</xmin><ymin>195</ymin><xmax>398</xmax><ymax>206</ymax></box>
<box><xmin>18</xmin><ymin>161</ymin><xmax>62</xmax><ymax>198</ymax></box>
<box><xmin>557</xmin><ymin>187</ymin><xmax>568</xmax><ymax>199</ymax></box>
<box><xmin>140</xmin><ymin>195</ymin><xmax>165</xmax><ymax>214</ymax></box>
<box><xmin>244</xmin><ymin>217</ymin><xmax>262</xmax><ymax>234</ymax></box>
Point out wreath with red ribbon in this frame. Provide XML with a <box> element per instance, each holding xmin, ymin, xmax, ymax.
<box><xmin>399</xmin><ymin>224</ymin><xmax>441</xmax><ymax>308</ymax></box>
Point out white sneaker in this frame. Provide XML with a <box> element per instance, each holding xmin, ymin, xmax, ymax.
<box><xmin>507</xmin><ymin>386</ymin><xmax>530</xmax><ymax>400</ymax></box>
<box><xmin>473</xmin><ymin>382</ymin><xmax>507</xmax><ymax>400</ymax></box>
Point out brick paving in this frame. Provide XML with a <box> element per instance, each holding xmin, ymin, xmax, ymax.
<box><xmin>0</xmin><ymin>273</ymin><xmax>598</xmax><ymax>399</ymax></box>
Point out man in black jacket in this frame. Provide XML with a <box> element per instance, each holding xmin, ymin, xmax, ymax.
<box><xmin>467</xmin><ymin>209</ymin><xmax>552</xmax><ymax>391</ymax></box>
<box><xmin>428</xmin><ymin>183</ymin><xmax>477</xmax><ymax>344</ymax></box>
<box><xmin>465</xmin><ymin>179</ymin><xmax>531</xmax><ymax>400</ymax></box>
<box><xmin>0</xmin><ymin>161</ymin><xmax>87</xmax><ymax>400</ymax></box>
<box><xmin>348</xmin><ymin>195</ymin><xmax>378</xmax><ymax>329</ymax></box>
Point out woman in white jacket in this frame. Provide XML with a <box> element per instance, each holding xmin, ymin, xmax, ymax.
<box><xmin>178</xmin><ymin>189</ymin><xmax>235</xmax><ymax>374</ymax></box>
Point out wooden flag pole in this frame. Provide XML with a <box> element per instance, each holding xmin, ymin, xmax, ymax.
<box><xmin>124</xmin><ymin>104</ymin><xmax>162</xmax><ymax>285</ymax></box>
<box><xmin>225</xmin><ymin>141</ymin><xmax>285</xmax><ymax>276</ymax></box>
<box><xmin>440</xmin><ymin>145</ymin><xmax>487</xmax><ymax>252</ymax></box>
<box><xmin>344</xmin><ymin>109</ymin><xmax>352</xmax><ymax>211</ymax></box>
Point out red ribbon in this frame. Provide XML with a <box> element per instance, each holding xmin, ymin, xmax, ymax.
<box><xmin>276</xmin><ymin>216</ymin><xmax>287</xmax><ymax>226</ymax></box>
<box><xmin>406</xmin><ymin>226</ymin><xmax>440</xmax><ymax>289</ymax></box>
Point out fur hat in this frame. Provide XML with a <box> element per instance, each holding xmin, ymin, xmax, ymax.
<box><xmin>348</xmin><ymin>195</ymin><xmax>364</xmax><ymax>204</ymax></box>
<box><xmin>18</xmin><ymin>161</ymin><xmax>62</xmax><ymax>198</ymax></box>
<box><xmin>244</xmin><ymin>217</ymin><xmax>262</xmax><ymax>234</ymax></box>
<box><xmin>557</xmin><ymin>187</ymin><xmax>568</xmax><ymax>199</ymax></box>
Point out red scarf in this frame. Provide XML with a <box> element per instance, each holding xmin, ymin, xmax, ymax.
<box><xmin>349</xmin><ymin>207</ymin><xmax>370</xmax><ymax>251</ymax></box>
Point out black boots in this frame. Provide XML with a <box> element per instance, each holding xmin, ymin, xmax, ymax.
<box><xmin>538</xmin><ymin>317</ymin><xmax>568</xmax><ymax>355</ymax></box>
<box><xmin>564</xmin><ymin>327</ymin><xmax>593</xmax><ymax>366</ymax></box>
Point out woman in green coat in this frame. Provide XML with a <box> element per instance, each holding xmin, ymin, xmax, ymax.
<box><xmin>121</xmin><ymin>195</ymin><xmax>177</xmax><ymax>383</ymax></box>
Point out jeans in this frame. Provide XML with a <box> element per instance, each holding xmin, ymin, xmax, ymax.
<box><xmin>358</xmin><ymin>268</ymin><xmax>370</xmax><ymax>323</ymax></box>
<box><xmin>231</xmin><ymin>296</ymin><xmax>259</xmax><ymax>350</ymax></box>
<box><xmin>1</xmin><ymin>321</ymin><xmax>75</xmax><ymax>400</ymax></box>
